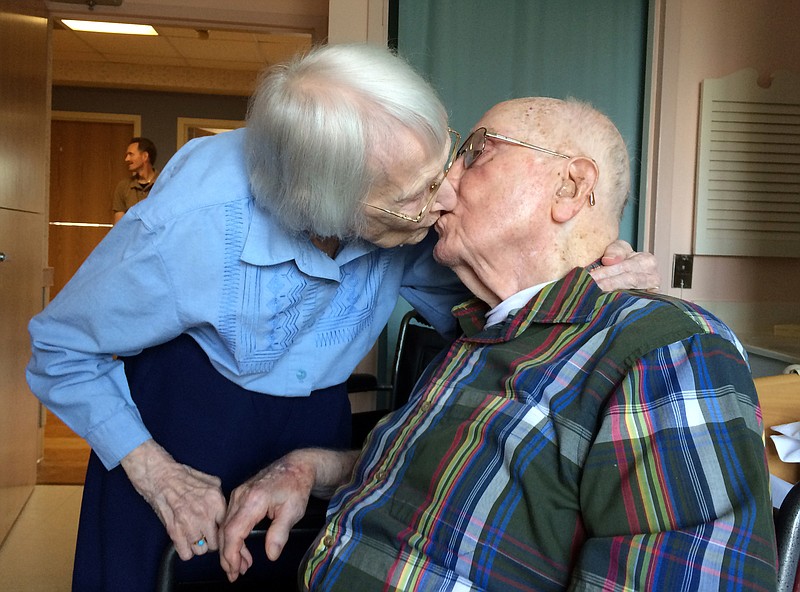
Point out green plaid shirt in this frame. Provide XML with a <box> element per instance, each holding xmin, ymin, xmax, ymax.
<box><xmin>303</xmin><ymin>267</ymin><xmax>776</xmax><ymax>591</ymax></box>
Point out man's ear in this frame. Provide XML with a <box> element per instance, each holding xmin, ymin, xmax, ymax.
<box><xmin>552</xmin><ymin>156</ymin><xmax>598</xmax><ymax>223</ymax></box>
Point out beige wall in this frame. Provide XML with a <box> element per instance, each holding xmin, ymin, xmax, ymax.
<box><xmin>648</xmin><ymin>0</ymin><xmax>800</xmax><ymax>322</ymax></box>
<box><xmin>0</xmin><ymin>0</ymin><xmax>50</xmax><ymax>543</ymax></box>
<box><xmin>328</xmin><ymin>0</ymin><xmax>388</xmax><ymax>44</ymax></box>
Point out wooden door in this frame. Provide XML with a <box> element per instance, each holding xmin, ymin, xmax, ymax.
<box><xmin>49</xmin><ymin>118</ymin><xmax>132</xmax><ymax>297</ymax></box>
<box><xmin>37</xmin><ymin>118</ymin><xmax>134</xmax><ymax>484</ymax></box>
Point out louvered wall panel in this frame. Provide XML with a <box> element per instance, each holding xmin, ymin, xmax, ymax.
<box><xmin>695</xmin><ymin>69</ymin><xmax>800</xmax><ymax>257</ymax></box>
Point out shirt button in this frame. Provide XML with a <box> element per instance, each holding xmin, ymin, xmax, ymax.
<box><xmin>296</xmin><ymin>369</ymin><xmax>307</xmax><ymax>380</ymax></box>
<box><xmin>376</xmin><ymin>469</ymin><xmax>387</xmax><ymax>480</ymax></box>
<box><xmin>322</xmin><ymin>535</ymin><xmax>334</xmax><ymax>547</ymax></box>
<box><xmin>420</xmin><ymin>401</ymin><xmax>431</xmax><ymax>412</ymax></box>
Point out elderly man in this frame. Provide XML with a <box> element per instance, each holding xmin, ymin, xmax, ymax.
<box><xmin>220</xmin><ymin>97</ymin><xmax>776</xmax><ymax>591</ymax></box>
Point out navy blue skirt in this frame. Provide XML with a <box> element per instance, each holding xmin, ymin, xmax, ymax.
<box><xmin>72</xmin><ymin>334</ymin><xmax>352</xmax><ymax>591</ymax></box>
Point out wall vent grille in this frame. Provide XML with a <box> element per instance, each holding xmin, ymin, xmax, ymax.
<box><xmin>695</xmin><ymin>69</ymin><xmax>800</xmax><ymax>257</ymax></box>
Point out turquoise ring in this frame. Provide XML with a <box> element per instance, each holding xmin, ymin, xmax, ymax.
<box><xmin>194</xmin><ymin>535</ymin><xmax>207</xmax><ymax>548</ymax></box>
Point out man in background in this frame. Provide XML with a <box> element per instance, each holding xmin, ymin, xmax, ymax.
<box><xmin>113</xmin><ymin>136</ymin><xmax>157</xmax><ymax>223</ymax></box>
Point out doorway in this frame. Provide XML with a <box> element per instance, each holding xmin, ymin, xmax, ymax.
<box><xmin>37</xmin><ymin>113</ymin><xmax>139</xmax><ymax>485</ymax></box>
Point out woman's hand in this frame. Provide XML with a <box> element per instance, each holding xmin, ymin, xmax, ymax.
<box><xmin>590</xmin><ymin>239</ymin><xmax>661</xmax><ymax>292</ymax></box>
<box><xmin>121</xmin><ymin>439</ymin><xmax>227</xmax><ymax>561</ymax></box>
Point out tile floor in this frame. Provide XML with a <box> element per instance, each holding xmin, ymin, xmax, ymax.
<box><xmin>0</xmin><ymin>485</ymin><xmax>82</xmax><ymax>591</ymax></box>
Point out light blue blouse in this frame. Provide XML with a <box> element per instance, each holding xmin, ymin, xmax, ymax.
<box><xmin>26</xmin><ymin>128</ymin><xmax>466</xmax><ymax>469</ymax></box>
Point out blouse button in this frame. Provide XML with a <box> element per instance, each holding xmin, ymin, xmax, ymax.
<box><xmin>420</xmin><ymin>401</ymin><xmax>432</xmax><ymax>412</ymax></box>
<box><xmin>376</xmin><ymin>469</ymin><xmax>387</xmax><ymax>480</ymax></box>
<box><xmin>296</xmin><ymin>369</ymin><xmax>307</xmax><ymax>380</ymax></box>
<box><xmin>322</xmin><ymin>535</ymin><xmax>334</xmax><ymax>548</ymax></box>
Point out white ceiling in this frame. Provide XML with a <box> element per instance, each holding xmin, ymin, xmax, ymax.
<box><xmin>45</xmin><ymin>0</ymin><xmax>328</xmax><ymax>94</ymax></box>
<box><xmin>53</xmin><ymin>23</ymin><xmax>314</xmax><ymax>72</ymax></box>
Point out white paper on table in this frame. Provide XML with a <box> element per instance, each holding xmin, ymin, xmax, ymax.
<box><xmin>770</xmin><ymin>421</ymin><xmax>800</xmax><ymax>463</ymax></box>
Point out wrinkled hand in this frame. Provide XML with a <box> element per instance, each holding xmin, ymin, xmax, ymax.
<box><xmin>121</xmin><ymin>439</ymin><xmax>227</xmax><ymax>561</ymax></box>
<box><xmin>590</xmin><ymin>239</ymin><xmax>661</xmax><ymax>292</ymax></box>
<box><xmin>219</xmin><ymin>454</ymin><xmax>316</xmax><ymax>583</ymax></box>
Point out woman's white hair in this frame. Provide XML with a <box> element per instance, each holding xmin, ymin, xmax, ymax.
<box><xmin>245</xmin><ymin>43</ymin><xmax>449</xmax><ymax>238</ymax></box>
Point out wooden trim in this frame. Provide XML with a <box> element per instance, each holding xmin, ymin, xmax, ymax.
<box><xmin>51</xmin><ymin>110</ymin><xmax>142</xmax><ymax>136</ymax></box>
<box><xmin>176</xmin><ymin>117</ymin><xmax>245</xmax><ymax>150</ymax></box>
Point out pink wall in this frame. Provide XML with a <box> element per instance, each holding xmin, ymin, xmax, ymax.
<box><xmin>649</xmin><ymin>0</ymin><xmax>800</xmax><ymax>306</ymax></box>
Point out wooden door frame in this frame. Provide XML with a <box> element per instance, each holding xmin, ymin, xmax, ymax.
<box><xmin>176</xmin><ymin>116</ymin><xmax>244</xmax><ymax>151</ymax></box>
<box><xmin>52</xmin><ymin>110</ymin><xmax>141</xmax><ymax>134</ymax></box>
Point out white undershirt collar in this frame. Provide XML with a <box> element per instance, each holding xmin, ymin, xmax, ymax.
<box><xmin>484</xmin><ymin>280</ymin><xmax>556</xmax><ymax>328</ymax></box>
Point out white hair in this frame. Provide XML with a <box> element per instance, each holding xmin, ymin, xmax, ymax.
<box><xmin>245</xmin><ymin>43</ymin><xmax>449</xmax><ymax>238</ymax></box>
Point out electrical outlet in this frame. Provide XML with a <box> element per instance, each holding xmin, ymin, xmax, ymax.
<box><xmin>672</xmin><ymin>254</ymin><xmax>693</xmax><ymax>289</ymax></box>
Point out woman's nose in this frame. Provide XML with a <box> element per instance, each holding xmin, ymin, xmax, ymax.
<box><xmin>431</xmin><ymin>177</ymin><xmax>457</xmax><ymax>213</ymax></box>
<box><xmin>446</xmin><ymin>156</ymin><xmax>466</xmax><ymax>186</ymax></box>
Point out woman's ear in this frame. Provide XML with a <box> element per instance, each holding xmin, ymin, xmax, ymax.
<box><xmin>552</xmin><ymin>156</ymin><xmax>598</xmax><ymax>223</ymax></box>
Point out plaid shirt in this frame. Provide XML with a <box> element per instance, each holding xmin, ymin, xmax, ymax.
<box><xmin>303</xmin><ymin>267</ymin><xmax>776</xmax><ymax>591</ymax></box>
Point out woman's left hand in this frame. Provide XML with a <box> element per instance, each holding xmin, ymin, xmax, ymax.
<box><xmin>121</xmin><ymin>438</ymin><xmax>228</xmax><ymax>561</ymax></box>
<box><xmin>590</xmin><ymin>239</ymin><xmax>661</xmax><ymax>292</ymax></box>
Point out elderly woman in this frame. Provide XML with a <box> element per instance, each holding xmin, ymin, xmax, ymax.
<box><xmin>27</xmin><ymin>44</ymin><xmax>657</xmax><ymax>590</ymax></box>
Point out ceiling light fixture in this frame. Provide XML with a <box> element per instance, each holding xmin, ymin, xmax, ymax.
<box><xmin>61</xmin><ymin>19</ymin><xmax>158</xmax><ymax>36</ymax></box>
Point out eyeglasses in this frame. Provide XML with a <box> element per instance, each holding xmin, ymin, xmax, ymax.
<box><xmin>363</xmin><ymin>128</ymin><xmax>462</xmax><ymax>223</ymax></box>
<box><xmin>455</xmin><ymin>127</ymin><xmax>595</xmax><ymax>206</ymax></box>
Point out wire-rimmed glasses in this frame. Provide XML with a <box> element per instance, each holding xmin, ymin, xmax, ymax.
<box><xmin>455</xmin><ymin>127</ymin><xmax>596</xmax><ymax>206</ymax></box>
<box><xmin>363</xmin><ymin>129</ymin><xmax>462</xmax><ymax>223</ymax></box>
